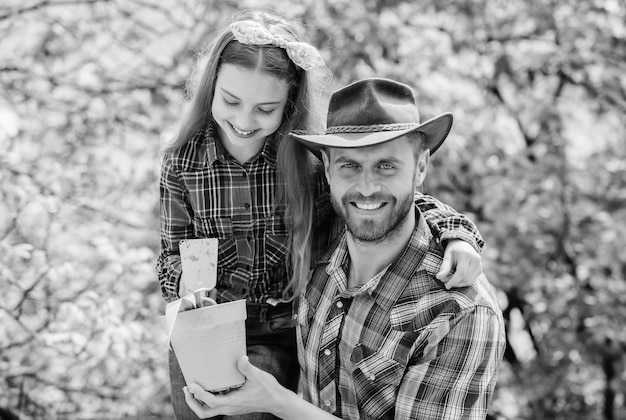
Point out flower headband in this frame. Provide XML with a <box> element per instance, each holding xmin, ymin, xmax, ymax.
<box><xmin>230</xmin><ymin>20</ymin><xmax>325</xmax><ymax>71</ymax></box>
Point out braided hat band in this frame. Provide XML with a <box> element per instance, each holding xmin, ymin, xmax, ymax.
<box><xmin>230</xmin><ymin>21</ymin><xmax>325</xmax><ymax>71</ymax></box>
<box><xmin>325</xmin><ymin>123</ymin><xmax>422</xmax><ymax>135</ymax></box>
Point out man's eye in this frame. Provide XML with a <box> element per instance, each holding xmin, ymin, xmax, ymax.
<box><xmin>379</xmin><ymin>163</ymin><xmax>395</xmax><ymax>170</ymax></box>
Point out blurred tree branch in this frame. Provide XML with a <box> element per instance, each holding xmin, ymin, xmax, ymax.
<box><xmin>0</xmin><ymin>0</ymin><xmax>113</xmax><ymax>21</ymax></box>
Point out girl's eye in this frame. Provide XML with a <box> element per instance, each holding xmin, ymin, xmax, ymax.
<box><xmin>224</xmin><ymin>99</ymin><xmax>239</xmax><ymax>107</ymax></box>
<box><xmin>257</xmin><ymin>108</ymin><xmax>276</xmax><ymax>115</ymax></box>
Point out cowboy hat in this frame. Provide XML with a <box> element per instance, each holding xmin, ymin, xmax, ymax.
<box><xmin>290</xmin><ymin>78</ymin><xmax>453</xmax><ymax>156</ymax></box>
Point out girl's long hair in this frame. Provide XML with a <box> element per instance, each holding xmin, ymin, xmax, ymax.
<box><xmin>163</xmin><ymin>9</ymin><xmax>331</xmax><ymax>301</ymax></box>
<box><xmin>278</xmin><ymin>129</ymin><xmax>322</xmax><ymax>301</ymax></box>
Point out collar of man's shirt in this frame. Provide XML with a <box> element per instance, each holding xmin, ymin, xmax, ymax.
<box><xmin>325</xmin><ymin>236</ymin><xmax>390</xmax><ymax>297</ymax></box>
<box><xmin>316</xmin><ymin>209</ymin><xmax>440</xmax><ymax>309</ymax></box>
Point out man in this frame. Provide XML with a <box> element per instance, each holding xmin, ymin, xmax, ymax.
<box><xmin>184</xmin><ymin>78</ymin><xmax>506</xmax><ymax>419</ymax></box>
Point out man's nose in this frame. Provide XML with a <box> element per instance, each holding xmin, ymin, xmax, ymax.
<box><xmin>355</xmin><ymin>171</ymin><xmax>382</xmax><ymax>196</ymax></box>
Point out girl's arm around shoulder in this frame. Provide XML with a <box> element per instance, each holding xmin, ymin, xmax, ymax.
<box><xmin>415</xmin><ymin>192</ymin><xmax>484</xmax><ymax>252</ymax></box>
<box><xmin>415</xmin><ymin>193</ymin><xmax>485</xmax><ymax>289</ymax></box>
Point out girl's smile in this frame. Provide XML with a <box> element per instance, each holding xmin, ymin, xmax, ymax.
<box><xmin>229</xmin><ymin>124</ymin><xmax>258</xmax><ymax>137</ymax></box>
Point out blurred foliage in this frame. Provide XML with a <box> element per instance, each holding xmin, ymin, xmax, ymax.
<box><xmin>0</xmin><ymin>0</ymin><xmax>624</xmax><ymax>419</ymax></box>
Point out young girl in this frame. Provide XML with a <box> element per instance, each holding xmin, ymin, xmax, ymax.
<box><xmin>157</xmin><ymin>9</ymin><xmax>484</xmax><ymax>420</ymax></box>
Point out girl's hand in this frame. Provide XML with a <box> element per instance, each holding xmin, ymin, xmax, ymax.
<box><xmin>184</xmin><ymin>356</ymin><xmax>286</xmax><ymax>418</ymax></box>
<box><xmin>436</xmin><ymin>239</ymin><xmax>483</xmax><ymax>289</ymax></box>
<box><xmin>179</xmin><ymin>270</ymin><xmax>195</xmax><ymax>298</ymax></box>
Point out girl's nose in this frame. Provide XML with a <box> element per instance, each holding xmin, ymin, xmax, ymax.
<box><xmin>233</xmin><ymin>110</ymin><xmax>255</xmax><ymax>130</ymax></box>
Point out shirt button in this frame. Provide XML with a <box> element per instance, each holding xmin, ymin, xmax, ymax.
<box><xmin>244</xmin><ymin>203</ymin><xmax>250</xmax><ymax>210</ymax></box>
<box><xmin>324</xmin><ymin>349</ymin><xmax>331</xmax><ymax>356</ymax></box>
<box><xmin>367</xmin><ymin>373</ymin><xmax>375</xmax><ymax>380</ymax></box>
<box><xmin>336</xmin><ymin>301</ymin><xmax>343</xmax><ymax>309</ymax></box>
<box><xmin>324</xmin><ymin>400</ymin><xmax>332</xmax><ymax>407</ymax></box>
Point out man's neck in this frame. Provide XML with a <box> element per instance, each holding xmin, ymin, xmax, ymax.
<box><xmin>346</xmin><ymin>213</ymin><xmax>416</xmax><ymax>289</ymax></box>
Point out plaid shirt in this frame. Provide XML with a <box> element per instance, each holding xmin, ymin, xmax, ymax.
<box><xmin>157</xmin><ymin>124</ymin><xmax>485</xmax><ymax>304</ymax></box>
<box><xmin>157</xmin><ymin>125</ymin><xmax>295</xmax><ymax>303</ymax></box>
<box><xmin>297</xmin><ymin>210</ymin><xmax>505</xmax><ymax>419</ymax></box>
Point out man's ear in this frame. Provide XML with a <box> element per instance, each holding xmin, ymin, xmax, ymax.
<box><xmin>321</xmin><ymin>149</ymin><xmax>331</xmax><ymax>183</ymax></box>
<box><xmin>414</xmin><ymin>149</ymin><xmax>430</xmax><ymax>187</ymax></box>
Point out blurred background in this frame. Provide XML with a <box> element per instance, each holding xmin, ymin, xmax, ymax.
<box><xmin>1</xmin><ymin>0</ymin><xmax>625</xmax><ymax>419</ymax></box>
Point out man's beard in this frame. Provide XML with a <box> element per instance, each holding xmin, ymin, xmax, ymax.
<box><xmin>331</xmin><ymin>191</ymin><xmax>414</xmax><ymax>244</ymax></box>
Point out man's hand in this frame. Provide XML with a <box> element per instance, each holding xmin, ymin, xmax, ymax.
<box><xmin>184</xmin><ymin>356</ymin><xmax>285</xmax><ymax>418</ymax></box>
<box><xmin>185</xmin><ymin>356</ymin><xmax>340</xmax><ymax>420</ymax></box>
<box><xmin>436</xmin><ymin>239</ymin><xmax>483</xmax><ymax>289</ymax></box>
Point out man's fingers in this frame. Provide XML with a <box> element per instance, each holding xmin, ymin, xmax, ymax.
<box><xmin>236</xmin><ymin>355</ymin><xmax>273</xmax><ymax>385</ymax></box>
<box><xmin>236</xmin><ymin>355</ymin><xmax>253</xmax><ymax>376</ymax></box>
<box><xmin>187</xmin><ymin>383</ymin><xmax>217</xmax><ymax>405</ymax></box>
<box><xmin>184</xmin><ymin>386</ymin><xmax>209</xmax><ymax>416</ymax></box>
<box><xmin>185</xmin><ymin>384</ymin><xmax>230</xmax><ymax>418</ymax></box>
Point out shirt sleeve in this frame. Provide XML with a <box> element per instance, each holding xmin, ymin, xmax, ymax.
<box><xmin>394</xmin><ymin>306</ymin><xmax>504</xmax><ymax>419</ymax></box>
<box><xmin>156</xmin><ymin>152</ymin><xmax>195</xmax><ymax>302</ymax></box>
<box><xmin>415</xmin><ymin>193</ymin><xmax>485</xmax><ymax>252</ymax></box>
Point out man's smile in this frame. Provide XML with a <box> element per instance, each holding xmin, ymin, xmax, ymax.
<box><xmin>351</xmin><ymin>201</ymin><xmax>386</xmax><ymax>211</ymax></box>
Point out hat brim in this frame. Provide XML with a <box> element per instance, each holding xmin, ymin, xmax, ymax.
<box><xmin>291</xmin><ymin>113</ymin><xmax>453</xmax><ymax>159</ymax></box>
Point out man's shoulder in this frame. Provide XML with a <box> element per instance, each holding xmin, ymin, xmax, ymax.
<box><xmin>390</xmin><ymin>271</ymin><xmax>502</xmax><ymax>332</ymax></box>
<box><xmin>447</xmin><ymin>274</ymin><xmax>501</xmax><ymax>316</ymax></box>
<box><xmin>400</xmin><ymin>220</ymin><xmax>500</xmax><ymax>320</ymax></box>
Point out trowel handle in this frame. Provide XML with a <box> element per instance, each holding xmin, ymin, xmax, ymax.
<box><xmin>200</xmin><ymin>288</ymin><xmax>218</xmax><ymax>307</ymax></box>
<box><xmin>209</xmin><ymin>288</ymin><xmax>218</xmax><ymax>301</ymax></box>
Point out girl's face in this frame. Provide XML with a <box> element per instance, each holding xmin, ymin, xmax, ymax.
<box><xmin>212</xmin><ymin>63</ymin><xmax>290</xmax><ymax>163</ymax></box>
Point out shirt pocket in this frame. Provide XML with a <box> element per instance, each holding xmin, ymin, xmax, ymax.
<box><xmin>264</xmin><ymin>215</ymin><xmax>289</xmax><ymax>267</ymax></box>
<box><xmin>350</xmin><ymin>344</ymin><xmax>405</xmax><ymax>417</ymax></box>
<box><xmin>193</xmin><ymin>217</ymin><xmax>238</xmax><ymax>268</ymax></box>
<box><xmin>352</xmin><ymin>345</ymin><xmax>404</xmax><ymax>386</ymax></box>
